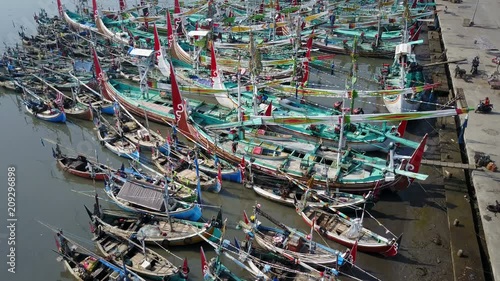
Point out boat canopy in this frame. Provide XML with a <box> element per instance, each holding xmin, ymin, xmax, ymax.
<box><xmin>128</xmin><ymin>48</ymin><xmax>154</xmax><ymax>57</ymax></box>
<box><xmin>117</xmin><ymin>181</ymin><xmax>164</xmax><ymax>211</ymax></box>
<box><xmin>187</xmin><ymin>30</ymin><xmax>210</xmax><ymax>38</ymax></box>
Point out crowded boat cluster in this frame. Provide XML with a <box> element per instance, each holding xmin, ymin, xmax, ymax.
<box><xmin>1</xmin><ymin>0</ymin><xmax>468</xmax><ymax>280</ymax></box>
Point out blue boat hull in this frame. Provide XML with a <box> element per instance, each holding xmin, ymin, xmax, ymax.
<box><xmin>105</xmin><ymin>182</ymin><xmax>202</xmax><ymax>221</ymax></box>
<box><xmin>201</xmin><ymin>168</ymin><xmax>242</xmax><ymax>184</ymax></box>
<box><xmin>100</xmin><ymin>104</ymin><xmax>116</xmax><ymax>115</ymax></box>
<box><xmin>172</xmin><ymin>204</ymin><xmax>202</xmax><ymax>221</ymax></box>
<box><xmin>207</xmin><ymin>180</ymin><xmax>222</xmax><ymax>193</ymax></box>
<box><xmin>25</xmin><ymin>104</ymin><xmax>66</xmax><ymax>123</ymax></box>
<box><xmin>119</xmin><ymin>150</ymin><xmax>140</xmax><ymax>160</ymax></box>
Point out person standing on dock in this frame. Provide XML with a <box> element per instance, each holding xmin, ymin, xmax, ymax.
<box><xmin>331</xmin><ymin>61</ymin><xmax>335</xmax><ymax>75</ymax></box>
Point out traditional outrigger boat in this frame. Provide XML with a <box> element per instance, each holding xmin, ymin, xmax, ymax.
<box><xmin>152</xmin><ymin>152</ymin><xmax>222</xmax><ymax>193</ymax></box>
<box><xmin>239</xmin><ymin>204</ymin><xmax>352</xmax><ymax>267</ymax></box>
<box><xmin>45</xmin><ymin>226</ymin><xmax>147</xmax><ymax>281</ymax></box>
<box><xmin>92</xmin><ymin>224</ymin><xmax>189</xmax><ymax>281</ymax></box>
<box><xmin>200</xmin><ymin>247</ymin><xmax>245</xmax><ymax>281</ymax></box>
<box><xmin>248</xmin><ymin>177</ymin><xmax>374</xmax><ymax>212</ymax></box>
<box><xmin>95</xmin><ymin>117</ymin><xmax>140</xmax><ymax>160</ymax></box>
<box><xmin>53</xmin><ymin>148</ymin><xmax>110</xmax><ymax>181</ymax></box>
<box><xmin>18</xmin><ymin>81</ymin><xmax>67</xmax><ymax>123</ymax></box>
<box><xmin>104</xmin><ymin>176</ymin><xmax>202</xmax><ymax>221</ymax></box>
<box><xmin>108</xmin><ymin>174</ymin><xmax>198</xmax><ymax>204</ymax></box>
<box><xmin>295</xmin><ymin>200</ymin><xmax>400</xmax><ymax>256</ymax></box>
<box><xmin>23</xmin><ymin>98</ymin><xmax>67</xmax><ymax>123</ymax></box>
<box><xmin>85</xmin><ymin>201</ymin><xmax>222</xmax><ymax>247</ymax></box>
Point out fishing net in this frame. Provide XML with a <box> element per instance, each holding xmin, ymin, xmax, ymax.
<box><xmin>344</xmin><ymin>218</ymin><xmax>362</xmax><ymax>239</ymax></box>
<box><xmin>137</xmin><ymin>225</ymin><xmax>162</xmax><ymax>239</ymax></box>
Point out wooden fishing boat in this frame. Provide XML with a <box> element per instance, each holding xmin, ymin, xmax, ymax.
<box><xmin>92</xmin><ymin>225</ymin><xmax>188</xmax><ymax>281</ymax></box>
<box><xmin>239</xmin><ymin>205</ymin><xmax>350</xmax><ymax>267</ymax></box>
<box><xmin>85</xmin><ymin>204</ymin><xmax>222</xmax><ymax>247</ymax></box>
<box><xmin>23</xmin><ymin>99</ymin><xmax>67</xmax><ymax>123</ymax></box>
<box><xmin>244</xmin><ymin>142</ymin><xmax>290</xmax><ymax>160</ymax></box>
<box><xmin>74</xmin><ymin>89</ymin><xmax>115</xmax><ymax>116</ymax></box>
<box><xmin>103</xmin><ymin>136</ymin><xmax>139</xmax><ymax>160</ymax></box>
<box><xmin>296</xmin><ymin>203</ymin><xmax>400</xmax><ymax>257</ymax></box>
<box><xmin>32</xmin><ymin>74</ymin><xmax>94</xmax><ymax>121</ymax></box>
<box><xmin>313</xmin><ymin>38</ymin><xmax>394</xmax><ymax>58</ymax></box>
<box><xmin>96</xmin><ymin>123</ymin><xmax>140</xmax><ymax>160</ymax></box>
<box><xmin>54</xmin><ymin>149</ymin><xmax>111</xmax><ymax>181</ymax></box>
<box><xmin>248</xmin><ymin>179</ymin><xmax>372</xmax><ymax>213</ymax></box>
<box><xmin>104</xmin><ymin>178</ymin><xmax>202</xmax><ymax>221</ymax></box>
<box><xmin>200</xmin><ymin>247</ymin><xmax>245</xmax><ymax>281</ymax></box>
<box><xmin>244</xmin><ymin>246</ymin><xmax>334</xmax><ymax>281</ymax></box>
<box><xmin>61</xmin><ymin>101</ymin><xmax>93</xmax><ymax>121</ymax></box>
<box><xmin>160</xmin><ymin>58</ymin><xmax>431</xmax><ymax>193</ymax></box>
<box><xmin>109</xmin><ymin>175</ymin><xmax>197</xmax><ymax>204</ymax></box>
<box><xmin>380</xmin><ymin>42</ymin><xmax>427</xmax><ymax>113</ymax></box>
<box><xmin>152</xmin><ymin>153</ymin><xmax>221</xmax><ymax>193</ymax></box>
<box><xmin>200</xmin><ymin>227</ymin><xmax>334</xmax><ymax>281</ymax></box>
<box><xmin>56</xmin><ymin>0</ymin><xmax>98</xmax><ymax>33</ymax></box>
<box><xmin>111</xmin><ymin>102</ymin><xmax>169</xmax><ymax>153</ymax></box>
<box><xmin>52</xmin><ymin>229</ymin><xmax>147</xmax><ymax>281</ymax></box>
<box><xmin>194</xmin><ymin>151</ymin><xmax>242</xmax><ymax>184</ymax></box>
<box><xmin>248</xmin><ymin>128</ymin><xmax>293</xmax><ymax>141</ymax></box>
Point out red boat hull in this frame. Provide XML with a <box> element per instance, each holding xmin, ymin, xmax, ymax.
<box><xmin>57</xmin><ymin>159</ymin><xmax>109</xmax><ymax>181</ymax></box>
<box><xmin>299</xmin><ymin>211</ymin><xmax>398</xmax><ymax>257</ymax></box>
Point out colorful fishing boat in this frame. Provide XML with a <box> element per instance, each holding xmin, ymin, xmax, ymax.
<box><xmin>200</xmin><ymin>247</ymin><xmax>245</xmax><ymax>281</ymax></box>
<box><xmin>108</xmin><ymin>174</ymin><xmax>198</xmax><ymax>204</ymax></box>
<box><xmin>92</xmin><ymin>224</ymin><xmax>189</xmax><ymax>281</ymax></box>
<box><xmin>248</xmin><ymin>178</ymin><xmax>373</xmax><ymax>212</ymax></box>
<box><xmin>164</xmin><ymin>59</ymin><xmax>432</xmax><ymax>193</ymax></box>
<box><xmin>152</xmin><ymin>152</ymin><xmax>222</xmax><ymax>193</ymax></box>
<box><xmin>380</xmin><ymin>42</ymin><xmax>427</xmax><ymax>113</ymax></box>
<box><xmin>104</xmin><ymin>177</ymin><xmax>202</xmax><ymax>221</ymax></box>
<box><xmin>85</xmin><ymin>203</ymin><xmax>222</xmax><ymax>247</ymax></box>
<box><xmin>48</xmin><ymin>227</ymin><xmax>147</xmax><ymax>281</ymax></box>
<box><xmin>53</xmin><ymin>149</ymin><xmax>110</xmax><ymax>181</ymax></box>
<box><xmin>23</xmin><ymin>99</ymin><xmax>67</xmax><ymax>123</ymax></box>
<box><xmin>295</xmin><ymin>201</ymin><xmax>400</xmax><ymax>256</ymax></box>
<box><xmin>239</xmin><ymin>204</ymin><xmax>351</xmax><ymax>267</ymax></box>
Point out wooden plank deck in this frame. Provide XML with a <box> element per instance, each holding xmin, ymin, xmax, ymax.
<box><xmin>421</xmin><ymin>159</ymin><xmax>478</xmax><ymax>170</ymax></box>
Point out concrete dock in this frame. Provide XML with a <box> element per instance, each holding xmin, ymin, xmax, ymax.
<box><xmin>435</xmin><ymin>0</ymin><xmax>500</xmax><ymax>279</ymax></box>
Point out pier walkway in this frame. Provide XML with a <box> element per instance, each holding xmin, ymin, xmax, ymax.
<box><xmin>436</xmin><ymin>0</ymin><xmax>500</xmax><ymax>279</ymax></box>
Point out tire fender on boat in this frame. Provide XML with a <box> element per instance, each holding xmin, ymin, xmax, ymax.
<box><xmin>183</xmin><ymin>237</ymin><xmax>192</xmax><ymax>245</ymax></box>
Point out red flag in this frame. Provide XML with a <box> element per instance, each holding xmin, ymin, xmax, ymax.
<box><xmin>56</xmin><ymin>0</ymin><xmax>63</xmax><ymax>17</ymax></box>
<box><xmin>181</xmin><ymin>258</ymin><xmax>190</xmax><ymax>278</ymax></box>
<box><xmin>264</xmin><ymin>101</ymin><xmax>273</xmax><ymax>116</ymax></box>
<box><xmin>119</xmin><ymin>0</ymin><xmax>126</xmax><ymax>11</ymax></box>
<box><xmin>243</xmin><ymin>210</ymin><xmax>250</xmax><ymax>224</ymax></box>
<box><xmin>153</xmin><ymin>24</ymin><xmax>161</xmax><ymax>64</ymax></box>
<box><xmin>54</xmin><ymin>234</ymin><xmax>61</xmax><ymax>251</ymax></box>
<box><xmin>200</xmin><ymin>247</ymin><xmax>209</xmax><ymax>277</ymax></box>
<box><xmin>350</xmin><ymin>240</ymin><xmax>358</xmax><ymax>264</ymax></box>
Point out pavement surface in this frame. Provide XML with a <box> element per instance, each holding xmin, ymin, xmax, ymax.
<box><xmin>435</xmin><ymin>0</ymin><xmax>500</xmax><ymax>279</ymax></box>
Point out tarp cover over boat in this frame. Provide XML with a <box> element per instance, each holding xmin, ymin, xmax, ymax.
<box><xmin>116</xmin><ymin>181</ymin><xmax>164</xmax><ymax>211</ymax></box>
